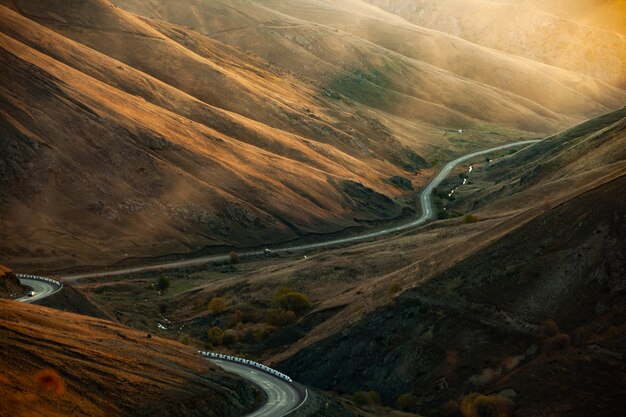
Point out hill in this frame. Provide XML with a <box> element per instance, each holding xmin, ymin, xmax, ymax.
<box><xmin>364</xmin><ymin>0</ymin><xmax>626</xmax><ymax>88</ymax></box>
<box><xmin>274</xmin><ymin>110</ymin><xmax>626</xmax><ymax>415</ymax></box>
<box><xmin>0</xmin><ymin>299</ymin><xmax>260</xmax><ymax>417</ymax></box>
<box><xmin>2</xmin><ymin>0</ymin><xmax>625</xmax><ymax>272</ymax></box>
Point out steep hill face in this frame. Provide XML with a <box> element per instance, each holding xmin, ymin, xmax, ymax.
<box><xmin>364</xmin><ymin>0</ymin><xmax>626</xmax><ymax>88</ymax></box>
<box><xmin>0</xmin><ymin>264</ymin><xmax>24</xmax><ymax>297</ymax></box>
<box><xmin>0</xmin><ymin>1</ymin><xmax>418</xmax><ymax>270</ymax></box>
<box><xmin>0</xmin><ymin>300</ymin><xmax>260</xmax><ymax>417</ymax></box>
<box><xmin>275</xmin><ymin>109</ymin><xmax>626</xmax><ymax>415</ymax></box>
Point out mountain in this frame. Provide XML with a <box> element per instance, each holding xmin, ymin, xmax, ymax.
<box><xmin>1</xmin><ymin>0</ymin><xmax>625</xmax><ymax>272</ymax></box>
<box><xmin>275</xmin><ymin>108</ymin><xmax>626</xmax><ymax>416</ymax></box>
<box><xmin>0</xmin><ymin>299</ymin><xmax>260</xmax><ymax>417</ymax></box>
<box><xmin>364</xmin><ymin>0</ymin><xmax>626</xmax><ymax>88</ymax></box>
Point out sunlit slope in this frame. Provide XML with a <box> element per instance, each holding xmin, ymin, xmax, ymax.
<box><xmin>250</xmin><ymin>0</ymin><xmax>626</xmax><ymax>113</ymax></box>
<box><xmin>365</xmin><ymin>0</ymin><xmax>626</xmax><ymax>88</ymax></box>
<box><xmin>0</xmin><ymin>300</ymin><xmax>258</xmax><ymax>417</ymax></box>
<box><xmin>522</xmin><ymin>0</ymin><xmax>626</xmax><ymax>35</ymax></box>
<box><xmin>0</xmin><ymin>4</ymin><xmax>412</xmax><ymax>269</ymax></box>
<box><xmin>112</xmin><ymin>0</ymin><xmax>626</xmax><ymax>134</ymax></box>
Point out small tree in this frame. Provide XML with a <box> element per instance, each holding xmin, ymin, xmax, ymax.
<box><xmin>273</xmin><ymin>290</ymin><xmax>311</xmax><ymax>316</ymax></box>
<box><xmin>208</xmin><ymin>297</ymin><xmax>227</xmax><ymax>315</ymax></box>
<box><xmin>207</xmin><ymin>327</ymin><xmax>223</xmax><ymax>346</ymax></box>
<box><xmin>229</xmin><ymin>251</ymin><xmax>240</xmax><ymax>265</ymax></box>
<box><xmin>156</xmin><ymin>276</ymin><xmax>170</xmax><ymax>293</ymax></box>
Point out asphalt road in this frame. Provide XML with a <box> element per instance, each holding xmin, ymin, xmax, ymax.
<box><xmin>14</xmin><ymin>278</ymin><xmax>60</xmax><ymax>303</ymax></box>
<box><xmin>210</xmin><ymin>359</ymin><xmax>301</xmax><ymax>417</ymax></box>
<box><xmin>64</xmin><ymin>140</ymin><xmax>539</xmax><ymax>281</ymax></box>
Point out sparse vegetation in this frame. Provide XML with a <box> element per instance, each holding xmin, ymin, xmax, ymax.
<box><xmin>460</xmin><ymin>393</ymin><xmax>513</xmax><ymax>417</ymax></box>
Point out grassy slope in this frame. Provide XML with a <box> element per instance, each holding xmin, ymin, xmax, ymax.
<box><xmin>0</xmin><ymin>299</ymin><xmax>260</xmax><ymax>417</ymax></box>
<box><xmin>0</xmin><ymin>2</ymin><xmax>415</xmax><ymax>270</ymax></box>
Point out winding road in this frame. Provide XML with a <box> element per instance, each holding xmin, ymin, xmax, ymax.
<box><xmin>63</xmin><ymin>139</ymin><xmax>539</xmax><ymax>281</ymax></box>
<box><xmin>14</xmin><ymin>277</ymin><xmax>62</xmax><ymax>303</ymax></box>
<box><xmin>211</xmin><ymin>359</ymin><xmax>301</xmax><ymax>417</ymax></box>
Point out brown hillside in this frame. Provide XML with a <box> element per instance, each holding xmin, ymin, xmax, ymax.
<box><xmin>0</xmin><ymin>299</ymin><xmax>260</xmax><ymax>417</ymax></box>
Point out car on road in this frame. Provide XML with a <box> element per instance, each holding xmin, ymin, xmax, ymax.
<box><xmin>27</xmin><ymin>290</ymin><xmax>35</xmax><ymax>297</ymax></box>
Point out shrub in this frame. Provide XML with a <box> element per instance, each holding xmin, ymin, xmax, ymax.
<box><xmin>460</xmin><ymin>393</ymin><xmax>513</xmax><ymax>417</ymax></box>
<box><xmin>462</xmin><ymin>214</ymin><xmax>479</xmax><ymax>224</ymax></box>
<box><xmin>272</xmin><ymin>289</ymin><xmax>311</xmax><ymax>315</ymax></box>
<box><xmin>158</xmin><ymin>304</ymin><xmax>167</xmax><ymax>315</ymax></box>
<box><xmin>207</xmin><ymin>327</ymin><xmax>224</xmax><ymax>346</ymax></box>
<box><xmin>156</xmin><ymin>276</ymin><xmax>170</xmax><ymax>293</ymax></box>
<box><xmin>352</xmin><ymin>390</ymin><xmax>381</xmax><ymax>407</ymax></box>
<box><xmin>387</xmin><ymin>283</ymin><xmax>402</xmax><ymax>297</ymax></box>
<box><xmin>229</xmin><ymin>251</ymin><xmax>240</xmax><ymax>264</ymax></box>
<box><xmin>267</xmin><ymin>309</ymin><xmax>297</xmax><ymax>326</ymax></box>
<box><xmin>208</xmin><ymin>297</ymin><xmax>227</xmax><ymax>314</ymax></box>
<box><xmin>229</xmin><ymin>309</ymin><xmax>243</xmax><ymax>327</ymax></box>
<box><xmin>396</xmin><ymin>393</ymin><xmax>418</xmax><ymax>411</ymax></box>
<box><xmin>543</xmin><ymin>333</ymin><xmax>571</xmax><ymax>354</ymax></box>
<box><xmin>223</xmin><ymin>329</ymin><xmax>239</xmax><ymax>346</ymax></box>
<box><xmin>253</xmin><ymin>324</ymin><xmax>277</xmax><ymax>342</ymax></box>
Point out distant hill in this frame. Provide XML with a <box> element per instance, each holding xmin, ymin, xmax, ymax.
<box><xmin>364</xmin><ymin>0</ymin><xmax>626</xmax><ymax>88</ymax></box>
